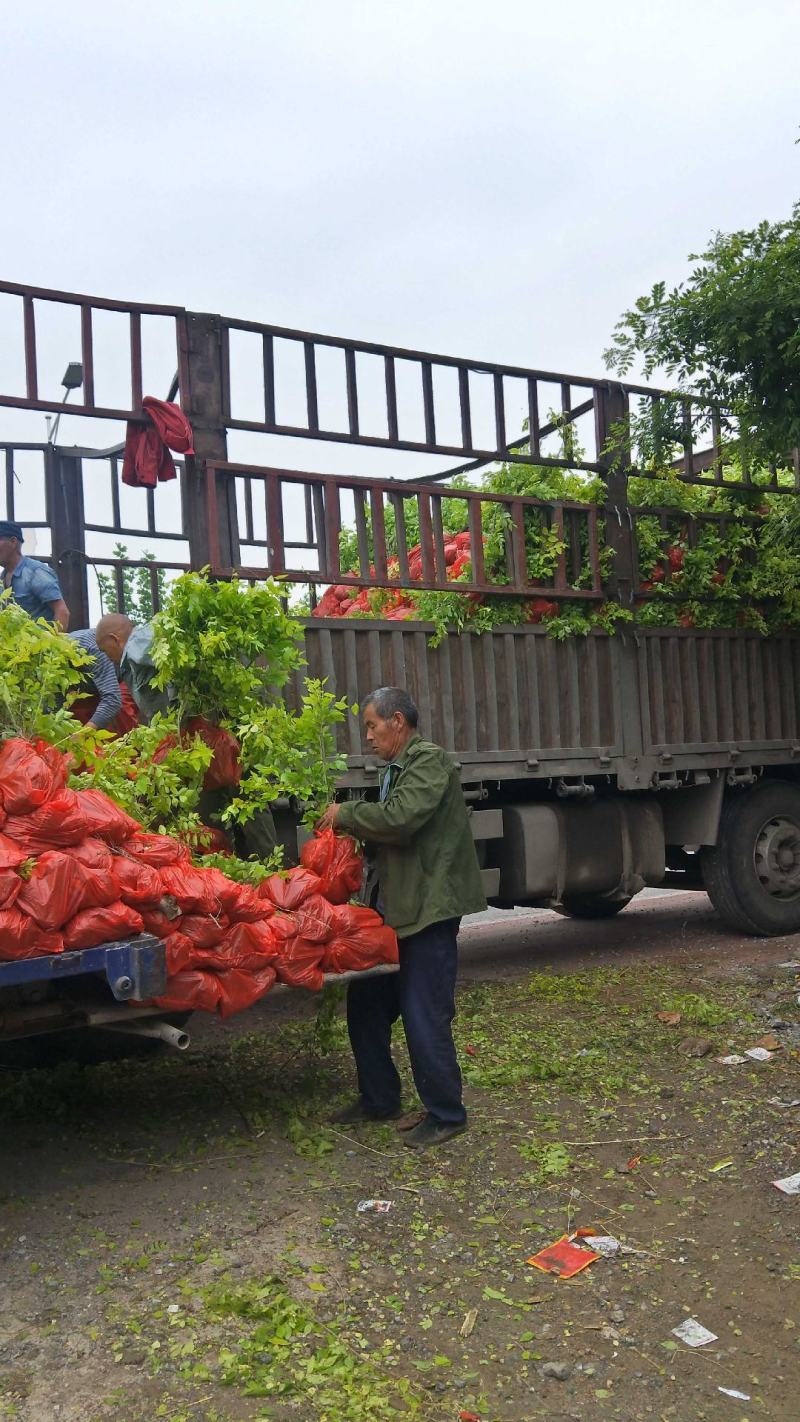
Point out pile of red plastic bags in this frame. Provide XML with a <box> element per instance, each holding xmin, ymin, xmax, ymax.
<box><xmin>312</xmin><ymin>530</ymin><xmax>473</xmax><ymax>621</ymax></box>
<box><xmin>0</xmin><ymin>738</ymin><xmax>398</xmax><ymax>1018</ymax></box>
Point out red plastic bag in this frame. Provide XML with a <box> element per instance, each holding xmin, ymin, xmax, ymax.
<box><xmin>259</xmin><ymin>868</ymin><xmax>322</xmax><ymax>911</ymax></box>
<box><xmin>125</xmin><ymin>831</ymin><xmax>190</xmax><ymax>868</ymax></box>
<box><xmin>194</xmin><ymin>824</ymin><xmax>233</xmax><ymax>855</ymax></box>
<box><xmin>323</xmin><ymin>904</ymin><xmax>399</xmax><ymax>974</ymax></box>
<box><xmin>157</xmin><ymin>864</ymin><xmax>225</xmax><ymax>915</ymax></box>
<box><xmin>0</xmin><ymin>738</ymin><xmax>67</xmax><ymax>814</ymax></box>
<box><xmin>184</xmin><ymin>717</ymin><xmax>241</xmax><ymax>791</ymax></box>
<box><xmin>200</xmin><ymin>867</ymin><xmax>245</xmax><ymax>917</ymax></box>
<box><xmin>0</xmin><ymin>831</ymin><xmax>27</xmax><ymax>870</ymax></box>
<box><xmin>0</xmin><ymin>869</ymin><xmax>21</xmax><ymax>909</ymax></box>
<box><xmin>16</xmin><ymin>850</ymin><xmax>117</xmax><ymax>930</ymax></box>
<box><xmin>76</xmin><ymin>789</ymin><xmax>138</xmax><ymax>843</ymax></box>
<box><xmin>151</xmin><ymin>969</ymin><xmax>224</xmax><ymax>1014</ymax></box>
<box><xmin>63</xmin><ymin>902</ymin><xmax>144</xmax><ymax>950</ymax></box>
<box><xmin>227</xmin><ymin>882</ymin><xmax>271</xmax><ymax>923</ymax></box>
<box><xmin>300</xmin><ymin>829</ymin><xmax>363</xmax><ymax>904</ymax></box>
<box><xmin>70</xmin><ymin>837</ymin><xmax>114</xmax><ymax>872</ymax></box>
<box><xmin>178</xmin><ymin>913</ymin><xmax>230</xmax><ymax>951</ymax></box>
<box><xmin>3</xmin><ymin>789</ymin><xmax>88</xmax><ymax>853</ymax></box>
<box><xmin>111</xmin><ymin>856</ymin><xmax>164</xmax><ymax>908</ymax></box>
<box><xmin>217</xmin><ymin>964</ymin><xmax>276</xmax><ymax>1018</ymax></box>
<box><xmin>270</xmin><ymin>919</ymin><xmax>325</xmax><ymax>991</ymax></box>
<box><xmin>113</xmin><ymin>683</ymin><xmax>140</xmax><ymax>735</ymax></box>
<box><xmin>163</xmin><ymin>931</ymin><xmax>196</xmax><ymax>975</ymax></box>
<box><xmin>139</xmin><ymin>907</ymin><xmax>177</xmax><ymax>938</ymax></box>
<box><xmin>0</xmin><ymin>908</ymin><xmax>64</xmax><ymax>959</ymax></box>
<box><xmin>293</xmin><ymin>892</ymin><xmax>337</xmax><ymax>945</ymax></box>
<box><xmin>217</xmin><ymin>919</ymin><xmax>280</xmax><ymax>968</ymax></box>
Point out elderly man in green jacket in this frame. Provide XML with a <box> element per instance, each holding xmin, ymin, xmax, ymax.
<box><xmin>319</xmin><ymin>686</ymin><xmax>486</xmax><ymax>1149</ymax></box>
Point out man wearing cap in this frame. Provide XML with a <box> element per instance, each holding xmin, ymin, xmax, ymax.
<box><xmin>0</xmin><ymin>520</ymin><xmax>70</xmax><ymax>629</ymax></box>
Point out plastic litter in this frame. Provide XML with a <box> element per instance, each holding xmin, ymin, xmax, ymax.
<box><xmin>718</xmin><ymin>1387</ymin><xmax>751</xmax><ymax>1401</ymax></box>
<box><xmin>580</xmin><ymin>1234</ymin><xmax>620</xmax><ymax>1257</ymax></box>
<box><xmin>772</xmin><ymin>1170</ymin><xmax>800</xmax><ymax>1195</ymax></box>
<box><xmin>356</xmin><ymin>1199</ymin><xmax>393</xmax><ymax>1214</ymax></box>
<box><xmin>709</xmin><ymin>1158</ymin><xmax>734</xmax><ymax>1173</ymax></box>
<box><xmin>671</xmin><ymin>1318</ymin><xmax>718</xmax><ymax>1347</ymax></box>
<box><xmin>527</xmin><ymin>1234</ymin><xmax>599</xmax><ymax>1279</ymax></box>
<box><xmin>744</xmin><ymin>1046</ymin><xmax>773</xmax><ymax>1061</ymax></box>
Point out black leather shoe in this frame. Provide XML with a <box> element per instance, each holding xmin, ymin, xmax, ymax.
<box><xmin>401</xmin><ymin>1115</ymin><xmax>467</xmax><ymax>1149</ymax></box>
<box><xmin>331</xmin><ymin>1099</ymin><xmax>403</xmax><ymax>1125</ymax></box>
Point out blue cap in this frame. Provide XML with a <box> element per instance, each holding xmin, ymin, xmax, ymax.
<box><xmin>0</xmin><ymin>521</ymin><xmax>24</xmax><ymax>542</ymax></box>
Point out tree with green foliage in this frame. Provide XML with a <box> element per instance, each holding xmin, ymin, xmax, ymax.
<box><xmin>95</xmin><ymin>543</ymin><xmax>168</xmax><ymax>621</ymax></box>
<box><xmin>605</xmin><ymin>202</ymin><xmax>800</xmax><ymax>465</ymax></box>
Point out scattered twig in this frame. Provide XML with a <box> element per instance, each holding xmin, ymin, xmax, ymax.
<box><xmin>326</xmin><ymin>1127</ymin><xmax>396</xmax><ymax>1159</ymax></box>
<box><xmin>563</xmin><ymin>1134</ymin><xmax>685</xmax><ymax>1147</ymax></box>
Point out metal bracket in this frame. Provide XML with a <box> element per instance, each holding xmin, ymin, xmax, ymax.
<box><xmin>0</xmin><ymin>936</ymin><xmax>167</xmax><ymax>1000</ymax></box>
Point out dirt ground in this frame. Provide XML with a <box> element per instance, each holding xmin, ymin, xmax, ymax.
<box><xmin>2</xmin><ymin>891</ymin><xmax>800</xmax><ymax>1422</ymax></box>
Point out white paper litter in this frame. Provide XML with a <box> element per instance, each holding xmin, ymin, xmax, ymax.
<box><xmin>767</xmin><ymin>1097</ymin><xmax>800</xmax><ymax>1108</ymax></box>
<box><xmin>356</xmin><ymin>1198</ymin><xmax>393</xmax><ymax>1213</ymax></box>
<box><xmin>718</xmin><ymin>1386</ymin><xmax>751</xmax><ymax>1401</ymax></box>
<box><xmin>772</xmin><ymin>1171</ymin><xmax>800</xmax><ymax>1195</ymax></box>
<box><xmin>672</xmin><ymin>1317</ymin><xmax>718</xmax><ymax>1348</ymax></box>
<box><xmin>585</xmin><ymin>1235</ymin><xmax>620</xmax><ymax>1257</ymax></box>
<box><xmin>744</xmin><ymin>1046</ymin><xmax>773</xmax><ymax>1061</ymax></box>
<box><xmin>718</xmin><ymin>1054</ymin><xmax>748</xmax><ymax>1065</ymax></box>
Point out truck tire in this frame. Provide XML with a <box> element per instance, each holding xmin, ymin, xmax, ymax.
<box><xmin>555</xmin><ymin>894</ymin><xmax>632</xmax><ymax>919</ymax></box>
<box><xmin>701</xmin><ymin>780</ymin><xmax>800</xmax><ymax>935</ymax></box>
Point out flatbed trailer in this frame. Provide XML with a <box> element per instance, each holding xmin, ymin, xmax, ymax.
<box><xmin>2</xmin><ymin>278</ymin><xmax>800</xmax><ymax>943</ymax></box>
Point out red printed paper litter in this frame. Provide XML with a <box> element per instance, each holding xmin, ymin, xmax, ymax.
<box><xmin>0</xmin><ymin>738</ymin><xmax>398</xmax><ymax>1018</ymax></box>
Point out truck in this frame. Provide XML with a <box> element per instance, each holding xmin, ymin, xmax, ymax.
<box><xmin>1</xmin><ymin>278</ymin><xmax>799</xmax><ymax>1059</ymax></box>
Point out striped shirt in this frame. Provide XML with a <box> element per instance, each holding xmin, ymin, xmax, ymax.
<box><xmin>69</xmin><ymin>629</ymin><xmax>122</xmax><ymax>730</ymax></box>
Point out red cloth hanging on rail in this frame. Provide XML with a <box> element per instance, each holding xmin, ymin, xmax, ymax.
<box><xmin>121</xmin><ymin>396</ymin><xmax>195</xmax><ymax>489</ymax></box>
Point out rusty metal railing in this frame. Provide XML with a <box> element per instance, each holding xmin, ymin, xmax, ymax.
<box><xmin>205</xmin><ymin>461</ymin><xmax>604</xmax><ymax>600</ymax></box>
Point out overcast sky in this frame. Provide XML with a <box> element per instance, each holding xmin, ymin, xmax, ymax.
<box><xmin>1</xmin><ymin>0</ymin><xmax>798</xmax><ymax>585</ymax></box>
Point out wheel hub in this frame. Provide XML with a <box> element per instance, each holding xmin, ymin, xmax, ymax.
<box><xmin>754</xmin><ymin>815</ymin><xmax>800</xmax><ymax>900</ymax></box>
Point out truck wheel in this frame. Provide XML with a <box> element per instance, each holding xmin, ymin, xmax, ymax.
<box><xmin>555</xmin><ymin>894</ymin><xmax>632</xmax><ymax>919</ymax></box>
<box><xmin>701</xmin><ymin>780</ymin><xmax>800</xmax><ymax>935</ymax></box>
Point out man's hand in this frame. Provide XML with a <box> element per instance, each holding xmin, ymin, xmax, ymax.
<box><xmin>318</xmin><ymin>803</ymin><xmax>341</xmax><ymax>831</ymax></box>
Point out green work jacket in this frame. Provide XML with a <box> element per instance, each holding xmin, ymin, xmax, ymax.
<box><xmin>336</xmin><ymin>734</ymin><xmax>487</xmax><ymax>940</ymax></box>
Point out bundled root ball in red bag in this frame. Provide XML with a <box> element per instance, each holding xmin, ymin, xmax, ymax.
<box><xmin>0</xmin><ymin>868</ymin><xmax>22</xmax><ymax>909</ymax></box>
<box><xmin>269</xmin><ymin>914</ymin><xmax>325</xmax><ymax>991</ymax></box>
<box><xmin>64</xmin><ymin>902</ymin><xmax>144</xmax><ymax>950</ymax></box>
<box><xmin>111</xmin><ymin>856</ymin><xmax>164</xmax><ymax>908</ymax></box>
<box><xmin>217</xmin><ymin>919</ymin><xmax>280</xmax><ymax>968</ymax></box>
<box><xmin>0</xmin><ymin>738</ymin><xmax>68</xmax><ymax>815</ymax></box>
<box><xmin>293</xmin><ymin>892</ymin><xmax>337</xmax><ymax>945</ymax></box>
<box><xmin>16</xmin><ymin>850</ymin><xmax>118</xmax><ymax>930</ymax></box>
<box><xmin>3</xmin><ymin>789</ymin><xmax>89</xmax><ymax>854</ymax></box>
<box><xmin>0</xmin><ymin>832</ymin><xmax>27</xmax><ymax>870</ymax></box>
<box><xmin>178</xmin><ymin>913</ymin><xmax>230</xmax><ymax>951</ymax></box>
<box><xmin>125</xmin><ymin>831</ymin><xmax>190</xmax><ymax>868</ymax></box>
<box><xmin>323</xmin><ymin>903</ymin><xmax>399</xmax><ymax>974</ymax></box>
<box><xmin>0</xmin><ymin>908</ymin><xmax>64</xmax><ymax>959</ymax></box>
<box><xmin>259</xmin><ymin>868</ymin><xmax>321</xmax><ymax>910</ymax></box>
<box><xmin>300</xmin><ymin>828</ymin><xmax>363</xmax><ymax>904</ymax></box>
<box><xmin>184</xmin><ymin>717</ymin><xmax>241</xmax><ymax>791</ymax></box>
<box><xmin>75</xmin><ymin>789</ymin><xmax>139</xmax><ymax>843</ymax></box>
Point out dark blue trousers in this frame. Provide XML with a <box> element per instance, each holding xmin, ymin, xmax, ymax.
<box><xmin>345</xmin><ymin>917</ymin><xmax>465</xmax><ymax>1126</ymax></box>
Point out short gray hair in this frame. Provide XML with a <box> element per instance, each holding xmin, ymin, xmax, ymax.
<box><xmin>363</xmin><ymin>686</ymin><xmax>419</xmax><ymax>727</ymax></box>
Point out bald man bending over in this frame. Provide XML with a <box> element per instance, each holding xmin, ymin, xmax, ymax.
<box><xmin>96</xmin><ymin>614</ymin><xmax>170</xmax><ymax>724</ymax></box>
